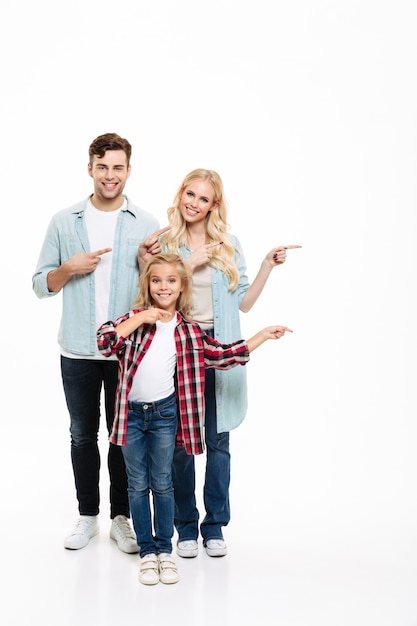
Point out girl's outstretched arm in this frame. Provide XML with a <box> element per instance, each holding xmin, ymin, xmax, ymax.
<box><xmin>246</xmin><ymin>325</ymin><xmax>293</xmax><ymax>353</ymax></box>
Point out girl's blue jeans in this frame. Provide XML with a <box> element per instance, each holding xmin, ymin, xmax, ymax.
<box><xmin>122</xmin><ymin>392</ymin><xmax>177</xmax><ymax>557</ymax></box>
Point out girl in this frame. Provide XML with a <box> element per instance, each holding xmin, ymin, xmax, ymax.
<box><xmin>97</xmin><ymin>253</ymin><xmax>292</xmax><ymax>585</ymax></box>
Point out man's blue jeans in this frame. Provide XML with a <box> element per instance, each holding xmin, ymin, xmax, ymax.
<box><xmin>172</xmin><ymin>365</ymin><xmax>231</xmax><ymax>543</ymax></box>
<box><xmin>61</xmin><ymin>356</ymin><xmax>130</xmax><ymax>518</ymax></box>
<box><xmin>122</xmin><ymin>393</ymin><xmax>177</xmax><ymax>557</ymax></box>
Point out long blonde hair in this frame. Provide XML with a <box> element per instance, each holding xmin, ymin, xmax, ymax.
<box><xmin>133</xmin><ymin>253</ymin><xmax>193</xmax><ymax>319</ymax></box>
<box><xmin>159</xmin><ymin>169</ymin><xmax>240</xmax><ymax>291</ymax></box>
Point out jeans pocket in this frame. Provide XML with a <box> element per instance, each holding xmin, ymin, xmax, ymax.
<box><xmin>157</xmin><ymin>401</ymin><xmax>177</xmax><ymax>422</ymax></box>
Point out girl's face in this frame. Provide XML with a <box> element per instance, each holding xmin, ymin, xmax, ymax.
<box><xmin>179</xmin><ymin>179</ymin><xmax>217</xmax><ymax>224</ymax></box>
<box><xmin>149</xmin><ymin>263</ymin><xmax>183</xmax><ymax>313</ymax></box>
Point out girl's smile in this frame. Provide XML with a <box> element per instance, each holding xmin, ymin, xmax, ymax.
<box><xmin>149</xmin><ymin>263</ymin><xmax>183</xmax><ymax>313</ymax></box>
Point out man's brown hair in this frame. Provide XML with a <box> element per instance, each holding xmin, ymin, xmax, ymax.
<box><xmin>88</xmin><ymin>133</ymin><xmax>132</xmax><ymax>165</ymax></box>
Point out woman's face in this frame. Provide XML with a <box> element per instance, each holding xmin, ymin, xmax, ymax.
<box><xmin>179</xmin><ymin>179</ymin><xmax>217</xmax><ymax>224</ymax></box>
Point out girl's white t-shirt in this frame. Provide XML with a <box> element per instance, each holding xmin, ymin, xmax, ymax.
<box><xmin>129</xmin><ymin>315</ymin><xmax>177</xmax><ymax>402</ymax></box>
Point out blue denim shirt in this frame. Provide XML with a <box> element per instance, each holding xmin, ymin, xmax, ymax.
<box><xmin>170</xmin><ymin>235</ymin><xmax>250</xmax><ymax>432</ymax></box>
<box><xmin>32</xmin><ymin>196</ymin><xmax>159</xmax><ymax>356</ymax></box>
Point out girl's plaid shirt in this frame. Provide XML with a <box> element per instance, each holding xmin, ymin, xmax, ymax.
<box><xmin>97</xmin><ymin>310</ymin><xmax>250</xmax><ymax>455</ymax></box>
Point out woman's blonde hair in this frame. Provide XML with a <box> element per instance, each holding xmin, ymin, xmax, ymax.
<box><xmin>133</xmin><ymin>253</ymin><xmax>193</xmax><ymax>319</ymax></box>
<box><xmin>159</xmin><ymin>169</ymin><xmax>240</xmax><ymax>291</ymax></box>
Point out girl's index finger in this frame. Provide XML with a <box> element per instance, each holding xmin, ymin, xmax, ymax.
<box><xmin>283</xmin><ymin>244</ymin><xmax>302</xmax><ymax>249</ymax></box>
<box><xmin>206</xmin><ymin>241</ymin><xmax>224</xmax><ymax>249</ymax></box>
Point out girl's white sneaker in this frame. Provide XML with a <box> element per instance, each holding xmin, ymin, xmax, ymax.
<box><xmin>139</xmin><ymin>553</ymin><xmax>159</xmax><ymax>585</ymax></box>
<box><xmin>158</xmin><ymin>553</ymin><xmax>180</xmax><ymax>584</ymax></box>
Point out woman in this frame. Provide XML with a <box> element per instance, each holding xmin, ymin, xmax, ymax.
<box><xmin>141</xmin><ymin>169</ymin><xmax>301</xmax><ymax>558</ymax></box>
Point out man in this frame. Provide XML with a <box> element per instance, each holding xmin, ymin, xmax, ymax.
<box><xmin>32</xmin><ymin>133</ymin><xmax>160</xmax><ymax>552</ymax></box>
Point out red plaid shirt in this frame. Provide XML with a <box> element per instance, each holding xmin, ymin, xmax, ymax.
<box><xmin>96</xmin><ymin>310</ymin><xmax>250</xmax><ymax>454</ymax></box>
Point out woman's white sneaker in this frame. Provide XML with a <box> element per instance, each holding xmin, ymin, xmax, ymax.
<box><xmin>139</xmin><ymin>554</ymin><xmax>159</xmax><ymax>585</ymax></box>
<box><xmin>205</xmin><ymin>539</ymin><xmax>227</xmax><ymax>557</ymax></box>
<box><xmin>158</xmin><ymin>553</ymin><xmax>180</xmax><ymax>584</ymax></box>
<box><xmin>176</xmin><ymin>540</ymin><xmax>198</xmax><ymax>558</ymax></box>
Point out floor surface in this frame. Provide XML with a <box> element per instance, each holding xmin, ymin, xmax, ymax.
<box><xmin>5</xmin><ymin>443</ymin><xmax>417</xmax><ymax>626</ymax></box>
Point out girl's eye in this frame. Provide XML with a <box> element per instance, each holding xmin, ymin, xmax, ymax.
<box><xmin>186</xmin><ymin>191</ymin><xmax>194</xmax><ymax>198</ymax></box>
<box><xmin>151</xmin><ymin>278</ymin><xmax>159</xmax><ymax>283</ymax></box>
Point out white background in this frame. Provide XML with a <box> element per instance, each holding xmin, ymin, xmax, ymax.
<box><xmin>2</xmin><ymin>1</ymin><xmax>417</xmax><ymax>624</ymax></box>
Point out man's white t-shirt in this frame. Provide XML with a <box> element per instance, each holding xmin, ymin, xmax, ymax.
<box><xmin>61</xmin><ymin>198</ymin><xmax>124</xmax><ymax>359</ymax></box>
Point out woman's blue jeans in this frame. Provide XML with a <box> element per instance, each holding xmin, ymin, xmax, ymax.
<box><xmin>61</xmin><ymin>356</ymin><xmax>129</xmax><ymax>518</ymax></box>
<box><xmin>172</xmin><ymin>364</ymin><xmax>230</xmax><ymax>543</ymax></box>
<box><xmin>122</xmin><ymin>393</ymin><xmax>177</xmax><ymax>557</ymax></box>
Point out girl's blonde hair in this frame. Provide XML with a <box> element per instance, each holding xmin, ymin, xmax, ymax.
<box><xmin>159</xmin><ymin>169</ymin><xmax>240</xmax><ymax>291</ymax></box>
<box><xmin>133</xmin><ymin>253</ymin><xmax>193</xmax><ymax>319</ymax></box>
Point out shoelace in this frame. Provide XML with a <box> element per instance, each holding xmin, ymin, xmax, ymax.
<box><xmin>72</xmin><ymin>518</ymin><xmax>95</xmax><ymax>535</ymax></box>
<box><xmin>114</xmin><ymin>518</ymin><xmax>135</xmax><ymax>539</ymax></box>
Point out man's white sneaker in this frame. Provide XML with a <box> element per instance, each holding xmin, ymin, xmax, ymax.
<box><xmin>139</xmin><ymin>554</ymin><xmax>159</xmax><ymax>585</ymax></box>
<box><xmin>158</xmin><ymin>553</ymin><xmax>180</xmax><ymax>584</ymax></box>
<box><xmin>110</xmin><ymin>515</ymin><xmax>139</xmax><ymax>554</ymax></box>
<box><xmin>176</xmin><ymin>540</ymin><xmax>198</xmax><ymax>558</ymax></box>
<box><xmin>205</xmin><ymin>539</ymin><xmax>227</xmax><ymax>557</ymax></box>
<box><xmin>64</xmin><ymin>516</ymin><xmax>99</xmax><ymax>550</ymax></box>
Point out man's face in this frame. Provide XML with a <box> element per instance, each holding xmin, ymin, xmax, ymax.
<box><xmin>88</xmin><ymin>150</ymin><xmax>131</xmax><ymax>205</ymax></box>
